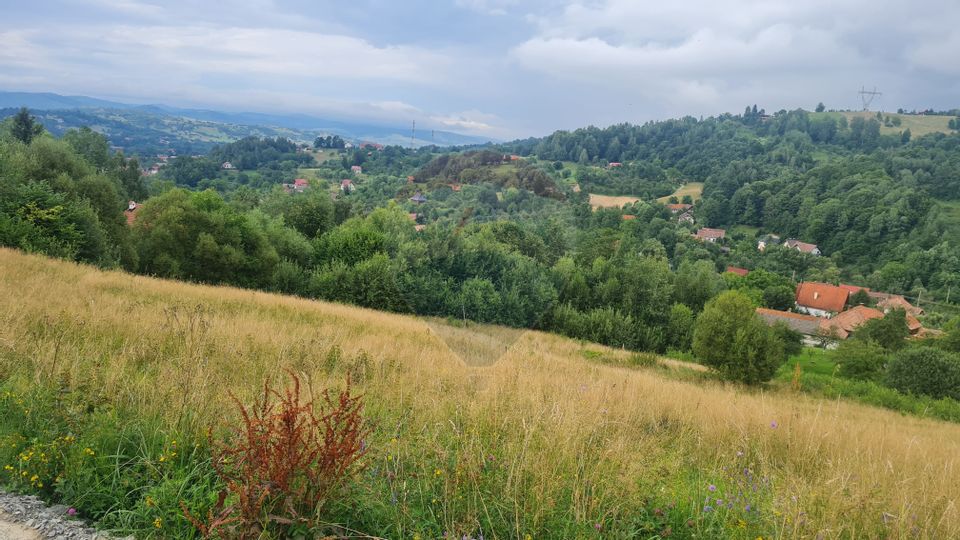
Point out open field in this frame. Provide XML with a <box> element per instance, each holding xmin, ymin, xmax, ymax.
<box><xmin>812</xmin><ymin>111</ymin><xmax>954</xmax><ymax>137</ymax></box>
<box><xmin>657</xmin><ymin>182</ymin><xmax>704</xmax><ymax>203</ymax></box>
<box><xmin>588</xmin><ymin>193</ymin><xmax>640</xmax><ymax>209</ymax></box>
<box><xmin>1</xmin><ymin>249</ymin><xmax>960</xmax><ymax>538</ymax></box>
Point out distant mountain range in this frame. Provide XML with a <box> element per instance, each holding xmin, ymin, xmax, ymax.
<box><xmin>0</xmin><ymin>91</ymin><xmax>494</xmax><ymax>156</ymax></box>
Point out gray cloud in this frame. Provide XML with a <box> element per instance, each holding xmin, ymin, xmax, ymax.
<box><xmin>1</xmin><ymin>0</ymin><xmax>958</xmax><ymax>138</ymax></box>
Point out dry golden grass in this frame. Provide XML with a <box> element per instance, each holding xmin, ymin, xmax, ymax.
<box><xmin>588</xmin><ymin>193</ymin><xmax>640</xmax><ymax>209</ymax></box>
<box><xmin>1</xmin><ymin>248</ymin><xmax>959</xmax><ymax>537</ymax></box>
<box><xmin>657</xmin><ymin>182</ymin><xmax>705</xmax><ymax>204</ymax></box>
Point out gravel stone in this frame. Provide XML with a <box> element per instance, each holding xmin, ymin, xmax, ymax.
<box><xmin>0</xmin><ymin>491</ymin><xmax>119</xmax><ymax>540</ymax></box>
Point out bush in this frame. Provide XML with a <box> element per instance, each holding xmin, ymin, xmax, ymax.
<box><xmin>832</xmin><ymin>339</ymin><xmax>888</xmax><ymax>381</ymax></box>
<box><xmin>693</xmin><ymin>291</ymin><xmax>785</xmax><ymax>384</ymax></box>
<box><xmin>886</xmin><ymin>347</ymin><xmax>960</xmax><ymax>400</ymax></box>
<box><xmin>771</xmin><ymin>323</ymin><xmax>803</xmax><ymax>358</ymax></box>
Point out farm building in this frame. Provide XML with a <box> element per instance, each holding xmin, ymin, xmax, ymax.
<box><xmin>795</xmin><ymin>282</ymin><xmax>848</xmax><ymax>318</ymax></box>
<box><xmin>870</xmin><ymin>293</ymin><xmax>924</xmax><ymax>317</ymax></box>
<box><xmin>340</xmin><ymin>179</ymin><xmax>354</xmax><ymax>193</ymax></box>
<box><xmin>666</xmin><ymin>203</ymin><xmax>693</xmax><ymax>213</ymax></box>
<box><xmin>755</xmin><ymin>308</ymin><xmax>825</xmax><ymax>346</ymax></box>
<box><xmin>725</xmin><ymin>266</ymin><xmax>750</xmax><ymax>277</ymax></box>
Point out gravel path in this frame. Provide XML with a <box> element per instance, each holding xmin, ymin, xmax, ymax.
<box><xmin>0</xmin><ymin>492</ymin><xmax>115</xmax><ymax>539</ymax></box>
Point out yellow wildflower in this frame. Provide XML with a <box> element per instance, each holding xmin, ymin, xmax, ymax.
<box><xmin>154</xmin><ymin>518</ymin><xmax>162</xmax><ymax>528</ymax></box>
<box><xmin>434</xmin><ymin>468</ymin><xmax>443</xmax><ymax>476</ymax></box>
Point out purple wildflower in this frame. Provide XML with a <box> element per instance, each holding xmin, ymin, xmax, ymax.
<box><xmin>771</xmin><ymin>420</ymin><xmax>778</xmax><ymax>429</ymax></box>
<box><xmin>703</xmin><ymin>505</ymin><xmax>713</xmax><ymax>513</ymax></box>
<box><xmin>708</xmin><ymin>484</ymin><xmax>716</xmax><ymax>492</ymax></box>
<box><xmin>67</xmin><ymin>508</ymin><xmax>77</xmax><ymax>516</ymax></box>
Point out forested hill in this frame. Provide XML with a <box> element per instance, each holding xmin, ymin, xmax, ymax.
<box><xmin>496</xmin><ymin>108</ymin><xmax>960</xmax><ymax>294</ymax></box>
<box><xmin>1</xmin><ymin>104</ymin><xmax>959</xmax><ymax>360</ymax></box>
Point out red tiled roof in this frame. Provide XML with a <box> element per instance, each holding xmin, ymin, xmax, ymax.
<box><xmin>839</xmin><ymin>284</ymin><xmax>870</xmax><ymax>294</ymax></box>
<box><xmin>725</xmin><ymin>266</ymin><xmax>749</xmax><ymax>276</ymax></box>
<box><xmin>756</xmin><ymin>308</ymin><xmax>822</xmax><ymax>335</ymax></box>
<box><xmin>795</xmin><ymin>282</ymin><xmax>848</xmax><ymax>313</ymax></box>
<box><xmin>622</xmin><ymin>214</ymin><xmax>636</xmax><ymax>220</ymax></box>
<box><xmin>666</xmin><ymin>203</ymin><xmax>693</xmax><ymax>212</ymax></box>
<box><xmin>785</xmin><ymin>239</ymin><xmax>820</xmax><ymax>254</ymax></box>
<box><xmin>830</xmin><ymin>305</ymin><xmax>884</xmax><ymax>334</ymax></box>
<box><xmin>695</xmin><ymin>228</ymin><xmax>726</xmax><ymax>240</ymax></box>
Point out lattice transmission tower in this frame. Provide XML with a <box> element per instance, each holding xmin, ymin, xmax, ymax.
<box><xmin>858</xmin><ymin>86</ymin><xmax>882</xmax><ymax>111</ymax></box>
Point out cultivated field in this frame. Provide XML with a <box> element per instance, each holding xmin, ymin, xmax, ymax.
<box><xmin>657</xmin><ymin>182</ymin><xmax>705</xmax><ymax>204</ymax></box>
<box><xmin>1</xmin><ymin>249</ymin><xmax>959</xmax><ymax>538</ymax></box>
<box><xmin>588</xmin><ymin>193</ymin><xmax>640</xmax><ymax>209</ymax></box>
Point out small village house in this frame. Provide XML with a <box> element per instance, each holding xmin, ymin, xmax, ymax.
<box><xmin>340</xmin><ymin>179</ymin><xmax>354</xmax><ymax>193</ymax></box>
<box><xmin>784</xmin><ymin>239</ymin><xmax>821</xmax><ymax>256</ymax></box>
<box><xmin>221</xmin><ymin>161</ymin><xmax>235</xmax><ymax>170</ymax></box>
<box><xmin>795</xmin><ymin>282</ymin><xmax>848</xmax><ymax>318</ymax></box>
<box><xmin>350</xmin><ymin>165</ymin><xmax>362</xmax><ymax>174</ymax></box>
<box><xmin>694</xmin><ymin>227</ymin><xmax>726</xmax><ymax>243</ymax></box>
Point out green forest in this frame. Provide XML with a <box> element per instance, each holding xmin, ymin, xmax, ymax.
<box><xmin>2</xmin><ymin>106</ymin><xmax>959</xmax><ymax>374</ymax></box>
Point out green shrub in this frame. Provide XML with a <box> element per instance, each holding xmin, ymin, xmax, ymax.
<box><xmin>832</xmin><ymin>339</ymin><xmax>888</xmax><ymax>381</ymax></box>
<box><xmin>886</xmin><ymin>347</ymin><xmax>960</xmax><ymax>400</ymax></box>
<box><xmin>693</xmin><ymin>291</ymin><xmax>785</xmax><ymax>384</ymax></box>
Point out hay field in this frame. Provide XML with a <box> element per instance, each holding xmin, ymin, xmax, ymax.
<box><xmin>1</xmin><ymin>249</ymin><xmax>959</xmax><ymax>538</ymax></box>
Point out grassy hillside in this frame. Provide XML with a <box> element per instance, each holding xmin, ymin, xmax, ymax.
<box><xmin>811</xmin><ymin>111</ymin><xmax>954</xmax><ymax>137</ymax></box>
<box><xmin>1</xmin><ymin>249</ymin><xmax>959</xmax><ymax>538</ymax></box>
<box><xmin>656</xmin><ymin>182</ymin><xmax>704</xmax><ymax>204</ymax></box>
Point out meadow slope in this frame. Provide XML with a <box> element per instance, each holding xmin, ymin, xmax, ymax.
<box><xmin>1</xmin><ymin>248</ymin><xmax>959</xmax><ymax>538</ymax></box>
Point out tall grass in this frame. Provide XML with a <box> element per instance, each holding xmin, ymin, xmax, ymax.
<box><xmin>1</xmin><ymin>248</ymin><xmax>959</xmax><ymax>538</ymax></box>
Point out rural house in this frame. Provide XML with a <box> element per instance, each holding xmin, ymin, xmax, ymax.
<box><xmin>870</xmin><ymin>293</ymin><xmax>925</xmax><ymax>317</ymax></box>
<box><xmin>757</xmin><ymin>234</ymin><xmax>781</xmax><ymax>251</ymax></box>
<box><xmin>820</xmin><ymin>305</ymin><xmax>885</xmax><ymax>339</ymax></box>
<box><xmin>725</xmin><ymin>266</ymin><xmax>749</xmax><ymax>277</ymax></box>
<box><xmin>350</xmin><ymin>165</ymin><xmax>362</xmax><ymax>174</ymax></box>
<box><xmin>410</xmin><ymin>192</ymin><xmax>427</xmax><ymax>204</ymax></box>
<box><xmin>607</xmin><ymin>162</ymin><xmax>623</xmax><ymax>168</ymax></box>
<box><xmin>694</xmin><ymin>228</ymin><xmax>726</xmax><ymax>243</ymax></box>
<box><xmin>340</xmin><ymin>179</ymin><xmax>354</xmax><ymax>193</ymax></box>
<box><xmin>221</xmin><ymin>161</ymin><xmax>235</xmax><ymax>170</ymax></box>
<box><xmin>124</xmin><ymin>201</ymin><xmax>140</xmax><ymax>226</ymax></box>
<box><xmin>678</xmin><ymin>211</ymin><xmax>694</xmax><ymax>224</ymax></box>
<box><xmin>795</xmin><ymin>282</ymin><xmax>848</xmax><ymax>317</ymax></box>
<box><xmin>784</xmin><ymin>239</ymin><xmax>821</xmax><ymax>256</ymax></box>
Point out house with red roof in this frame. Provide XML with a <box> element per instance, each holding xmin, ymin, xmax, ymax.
<box><xmin>795</xmin><ymin>282</ymin><xmax>849</xmax><ymax>318</ymax></box>
<box><xmin>694</xmin><ymin>228</ymin><xmax>726</xmax><ymax>243</ymax></box>
<box><xmin>124</xmin><ymin>201</ymin><xmax>140</xmax><ymax>226</ymax></box>
<box><xmin>622</xmin><ymin>214</ymin><xmax>636</xmax><ymax>221</ymax></box>
<box><xmin>666</xmin><ymin>203</ymin><xmax>693</xmax><ymax>213</ymax></box>
<box><xmin>725</xmin><ymin>266</ymin><xmax>750</xmax><ymax>277</ymax></box>
<box><xmin>607</xmin><ymin>162</ymin><xmax>623</xmax><ymax>168</ymax></box>
<box><xmin>839</xmin><ymin>284</ymin><xmax>870</xmax><ymax>295</ymax></box>
<box><xmin>756</xmin><ymin>308</ymin><xmax>824</xmax><ymax>344</ymax></box>
<box><xmin>340</xmin><ymin>179</ymin><xmax>354</xmax><ymax>193</ymax></box>
<box><xmin>784</xmin><ymin>239</ymin><xmax>821</xmax><ymax>256</ymax></box>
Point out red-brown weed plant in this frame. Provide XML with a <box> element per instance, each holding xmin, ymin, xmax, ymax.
<box><xmin>182</xmin><ymin>371</ymin><xmax>370</xmax><ymax>538</ymax></box>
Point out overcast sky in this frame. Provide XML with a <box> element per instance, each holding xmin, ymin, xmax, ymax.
<box><xmin>2</xmin><ymin>0</ymin><xmax>959</xmax><ymax>139</ymax></box>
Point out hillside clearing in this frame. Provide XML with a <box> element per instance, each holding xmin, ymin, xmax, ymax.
<box><xmin>657</xmin><ymin>182</ymin><xmax>704</xmax><ymax>203</ymax></box>
<box><xmin>812</xmin><ymin>111</ymin><xmax>953</xmax><ymax>137</ymax></box>
<box><xmin>1</xmin><ymin>249</ymin><xmax>959</xmax><ymax>538</ymax></box>
<box><xmin>588</xmin><ymin>193</ymin><xmax>640</xmax><ymax>209</ymax></box>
